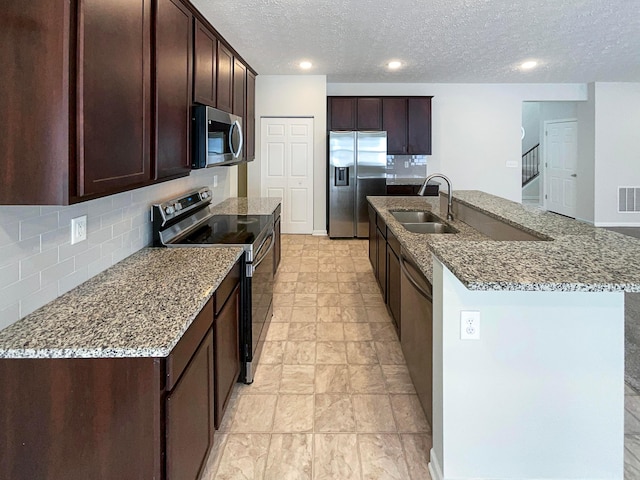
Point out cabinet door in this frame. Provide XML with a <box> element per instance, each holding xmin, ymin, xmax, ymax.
<box><xmin>214</xmin><ymin>285</ymin><xmax>240</xmax><ymax>429</ymax></box>
<box><xmin>0</xmin><ymin>2</ymin><xmax>71</xmax><ymax>205</ymax></box>
<box><xmin>216</xmin><ymin>43</ymin><xmax>233</xmax><ymax>113</ymax></box>
<box><xmin>368</xmin><ymin>205</ymin><xmax>377</xmax><ymax>271</ymax></box>
<box><xmin>376</xmin><ymin>227</ymin><xmax>387</xmax><ymax>301</ymax></box>
<box><xmin>386</xmin><ymin>246</ymin><xmax>401</xmax><ymax>335</ymax></box>
<box><xmin>193</xmin><ymin>20</ymin><xmax>216</xmax><ymax>106</ymax></box>
<box><xmin>245</xmin><ymin>70</ymin><xmax>256</xmax><ymax>161</ymax></box>
<box><xmin>357</xmin><ymin>97</ymin><xmax>382</xmax><ymax>130</ymax></box>
<box><xmin>232</xmin><ymin>59</ymin><xmax>246</xmax><ymax>117</ymax></box>
<box><xmin>382</xmin><ymin>97</ymin><xmax>407</xmax><ymax>155</ymax></box>
<box><xmin>329</xmin><ymin>97</ymin><xmax>356</xmax><ymax>130</ymax></box>
<box><xmin>76</xmin><ymin>0</ymin><xmax>152</xmax><ymax>197</ymax></box>
<box><xmin>166</xmin><ymin>329</ymin><xmax>214</xmax><ymax>480</ymax></box>
<box><xmin>155</xmin><ymin>0</ymin><xmax>192</xmax><ymax>180</ymax></box>
<box><xmin>407</xmin><ymin>97</ymin><xmax>432</xmax><ymax>154</ymax></box>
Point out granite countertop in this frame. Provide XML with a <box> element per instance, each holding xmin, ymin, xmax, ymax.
<box><xmin>210</xmin><ymin>196</ymin><xmax>282</xmax><ymax>215</ymax></box>
<box><xmin>368</xmin><ymin>190</ymin><xmax>640</xmax><ymax>292</ymax></box>
<box><xmin>0</xmin><ymin>247</ymin><xmax>244</xmax><ymax>359</ymax></box>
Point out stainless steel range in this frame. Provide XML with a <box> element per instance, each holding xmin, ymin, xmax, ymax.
<box><xmin>152</xmin><ymin>187</ymin><xmax>274</xmax><ymax>383</ymax></box>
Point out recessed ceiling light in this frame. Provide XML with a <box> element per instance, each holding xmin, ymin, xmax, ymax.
<box><xmin>388</xmin><ymin>61</ymin><xmax>402</xmax><ymax>70</ymax></box>
<box><xmin>520</xmin><ymin>60</ymin><xmax>538</xmax><ymax>70</ymax></box>
<box><xmin>299</xmin><ymin>61</ymin><xmax>312</xmax><ymax>70</ymax></box>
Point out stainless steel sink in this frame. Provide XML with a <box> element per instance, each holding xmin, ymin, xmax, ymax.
<box><xmin>390</xmin><ymin>210</ymin><xmax>441</xmax><ymax>223</ymax></box>
<box><xmin>402</xmin><ymin>222</ymin><xmax>458</xmax><ymax>234</ymax></box>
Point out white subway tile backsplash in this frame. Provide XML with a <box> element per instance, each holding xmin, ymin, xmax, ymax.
<box><xmin>0</xmin><ymin>236</ymin><xmax>41</xmax><ymax>269</ymax></box>
<box><xmin>0</xmin><ymin>273</ymin><xmax>40</xmax><ymax>310</ymax></box>
<box><xmin>74</xmin><ymin>245</ymin><xmax>102</xmax><ymax>269</ymax></box>
<box><xmin>58</xmin><ymin>267</ymin><xmax>88</xmax><ymax>296</ymax></box>
<box><xmin>20</xmin><ymin>248</ymin><xmax>58</xmax><ymax>279</ymax></box>
<box><xmin>58</xmin><ymin>239</ymin><xmax>88</xmax><ymax>262</ymax></box>
<box><xmin>41</xmin><ymin>258</ymin><xmax>74</xmax><ymax>287</ymax></box>
<box><xmin>0</xmin><ymin>221</ymin><xmax>20</xmax><ymax>247</ymax></box>
<box><xmin>20</xmin><ymin>211</ymin><xmax>59</xmax><ymax>240</ymax></box>
<box><xmin>0</xmin><ymin>167</ymin><xmax>230</xmax><ymax>330</ymax></box>
<box><xmin>20</xmin><ymin>283</ymin><xmax>58</xmax><ymax>319</ymax></box>
<box><xmin>0</xmin><ymin>263</ymin><xmax>19</xmax><ymax>289</ymax></box>
<box><xmin>0</xmin><ymin>303</ymin><xmax>20</xmax><ymax>330</ymax></box>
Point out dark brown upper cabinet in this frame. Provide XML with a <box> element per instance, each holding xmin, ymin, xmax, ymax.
<box><xmin>407</xmin><ymin>97</ymin><xmax>432</xmax><ymax>154</ymax></box>
<box><xmin>76</xmin><ymin>0</ymin><xmax>153</xmax><ymax>198</ymax></box>
<box><xmin>216</xmin><ymin>43</ymin><xmax>234</xmax><ymax>113</ymax></box>
<box><xmin>232</xmin><ymin>59</ymin><xmax>246</xmax><ymax>117</ymax></box>
<box><xmin>154</xmin><ymin>0</ymin><xmax>193</xmax><ymax>181</ymax></box>
<box><xmin>193</xmin><ymin>19</ymin><xmax>217</xmax><ymax>107</ymax></box>
<box><xmin>382</xmin><ymin>97</ymin><xmax>408</xmax><ymax>154</ymax></box>
<box><xmin>357</xmin><ymin>97</ymin><xmax>383</xmax><ymax>130</ymax></box>
<box><xmin>0</xmin><ymin>2</ymin><xmax>71</xmax><ymax>205</ymax></box>
<box><xmin>328</xmin><ymin>97</ymin><xmax>356</xmax><ymax>130</ymax></box>
<box><xmin>383</xmin><ymin>97</ymin><xmax>432</xmax><ymax>155</ymax></box>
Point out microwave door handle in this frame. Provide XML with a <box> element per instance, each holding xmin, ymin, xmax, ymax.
<box><xmin>230</xmin><ymin>120</ymin><xmax>243</xmax><ymax>158</ymax></box>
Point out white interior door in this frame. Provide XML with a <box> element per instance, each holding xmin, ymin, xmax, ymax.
<box><xmin>261</xmin><ymin>117</ymin><xmax>314</xmax><ymax>234</ymax></box>
<box><xmin>544</xmin><ymin>120</ymin><xmax>577</xmax><ymax>218</ymax></box>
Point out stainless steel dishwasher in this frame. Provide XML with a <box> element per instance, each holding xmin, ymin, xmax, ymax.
<box><xmin>399</xmin><ymin>246</ymin><xmax>433</xmax><ymax>427</ymax></box>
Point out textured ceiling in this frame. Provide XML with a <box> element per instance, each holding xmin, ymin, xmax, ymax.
<box><xmin>190</xmin><ymin>0</ymin><xmax>640</xmax><ymax>83</ymax></box>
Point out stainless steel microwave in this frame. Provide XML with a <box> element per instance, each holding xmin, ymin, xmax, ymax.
<box><xmin>192</xmin><ymin>105</ymin><xmax>243</xmax><ymax>168</ymax></box>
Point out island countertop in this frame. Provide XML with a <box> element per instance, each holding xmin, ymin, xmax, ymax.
<box><xmin>368</xmin><ymin>191</ymin><xmax>640</xmax><ymax>292</ymax></box>
<box><xmin>0</xmin><ymin>247</ymin><xmax>244</xmax><ymax>359</ymax></box>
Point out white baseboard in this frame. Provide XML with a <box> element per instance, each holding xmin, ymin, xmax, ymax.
<box><xmin>312</xmin><ymin>230</ymin><xmax>328</xmax><ymax>236</ymax></box>
<box><xmin>428</xmin><ymin>449</ymin><xmax>444</xmax><ymax>480</ymax></box>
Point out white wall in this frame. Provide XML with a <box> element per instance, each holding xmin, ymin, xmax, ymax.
<box><xmin>521</xmin><ymin>102</ymin><xmax>540</xmax><ymax>154</ymax></box>
<box><xmin>593</xmin><ymin>82</ymin><xmax>640</xmax><ymax>226</ymax></box>
<box><xmin>328</xmin><ymin>83</ymin><xmax>587</xmax><ymax>202</ymax></box>
<box><xmin>0</xmin><ymin>167</ymin><xmax>234</xmax><ymax>330</ymax></box>
<box><xmin>251</xmin><ymin>75</ymin><xmax>327</xmax><ymax>233</ymax></box>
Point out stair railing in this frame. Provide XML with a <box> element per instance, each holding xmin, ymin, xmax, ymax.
<box><xmin>522</xmin><ymin>143</ymin><xmax>540</xmax><ymax>186</ymax></box>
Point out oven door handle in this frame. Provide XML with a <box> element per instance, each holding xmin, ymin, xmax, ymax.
<box><xmin>252</xmin><ymin>230</ymin><xmax>275</xmax><ymax>271</ymax></box>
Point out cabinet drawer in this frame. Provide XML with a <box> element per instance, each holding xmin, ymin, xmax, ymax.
<box><xmin>387</xmin><ymin>228</ymin><xmax>400</xmax><ymax>257</ymax></box>
<box><xmin>166</xmin><ymin>298</ymin><xmax>214</xmax><ymax>391</ymax></box>
<box><xmin>215</xmin><ymin>261</ymin><xmax>241</xmax><ymax>316</ymax></box>
<box><xmin>376</xmin><ymin>214</ymin><xmax>387</xmax><ymax>237</ymax></box>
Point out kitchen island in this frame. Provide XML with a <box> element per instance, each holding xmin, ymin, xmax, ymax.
<box><xmin>368</xmin><ymin>191</ymin><xmax>640</xmax><ymax>480</ymax></box>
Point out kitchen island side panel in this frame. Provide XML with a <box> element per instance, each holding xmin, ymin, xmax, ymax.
<box><xmin>430</xmin><ymin>259</ymin><xmax>624</xmax><ymax>480</ymax></box>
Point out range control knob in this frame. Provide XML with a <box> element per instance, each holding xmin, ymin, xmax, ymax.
<box><xmin>174</xmin><ymin>202</ymin><xmax>183</xmax><ymax>211</ymax></box>
<box><xmin>201</xmin><ymin>191</ymin><xmax>209</xmax><ymax>199</ymax></box>
<box><xmin>165</xmin><ymin>205</ymin><xmax>175</xmax><ymax>215</ymax></box>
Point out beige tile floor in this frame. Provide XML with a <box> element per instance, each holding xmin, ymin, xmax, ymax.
<box><xmin>201</xmin><ymin>234</ymin><xmax>640</xmax><ymax>480</ymax></box>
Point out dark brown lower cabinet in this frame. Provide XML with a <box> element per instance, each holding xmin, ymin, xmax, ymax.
<box><xmin>166</xmin><ymin>329</ymin><xmax>214</xmax><ymax>480</ymax></box>
<box><xmin>0</xmin><ymin>262</ymin><xmax>242</xmax><ymax>480</ymax></box>
<box><xmin>0</xmin><ymin>357</ymin><xmax>163</xmax><ymax>480</ymax></box>
<box><xmin>214</xmin><ymin>285</ymin><xmax>240</xmax><ymax>428</ymax></box>
<box><xmin>386</xmin><ymin>230</ymin><xmax>401</xmax><ymax>335</ymax></box>
<box><xmin>376</xmin><ymin>226</ymin><xmax>387</xmax><ymax>301</ymax></box>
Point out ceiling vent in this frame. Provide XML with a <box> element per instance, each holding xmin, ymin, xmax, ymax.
<box><xmin>618</xmin><ymin>187</ymin><xmax>640</xmax><ymax>213</ymax></box>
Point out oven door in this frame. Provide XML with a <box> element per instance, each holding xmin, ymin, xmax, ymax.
<box><xmin>244</xmin><ymin>229</ymin><xmax>274</xmax><ymax>383</ymax></box>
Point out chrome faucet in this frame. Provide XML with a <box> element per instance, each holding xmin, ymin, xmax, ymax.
<box><xmin>418</xmin><ymin>173</ymin><xmax>454</xmax><ymax>221</ymax></box>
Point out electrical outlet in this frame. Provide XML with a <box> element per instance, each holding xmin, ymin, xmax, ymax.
<box><xmin>213</xmin><ymin>175</ymin><xmax>218</xmax><ymax>188</ymax></box>
<box><xmin>460</xmin><ymin>311</ymin><xmax>480</xmax><ymax>340</ymax></box>
<box><xmin>71</xmin><ymin>215</ymin><xmax>87</xmax><ymax>245</ymax></box>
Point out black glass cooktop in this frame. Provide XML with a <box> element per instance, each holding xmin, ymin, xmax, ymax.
<box><xmin>178</xmin><ymin>214</ymin><xmax>273</xmax><ymax>245</ymax></box>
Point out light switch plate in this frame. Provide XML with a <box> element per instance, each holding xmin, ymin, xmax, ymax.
<box><xmin>71</xmin><ymin>215</ymin><xmax>87</xmax><ymax>245</ymax></box>
<box><xmin>460</xmin><ymin>310</ymin><xmax>480</xmax><ymax>340</ymax></box>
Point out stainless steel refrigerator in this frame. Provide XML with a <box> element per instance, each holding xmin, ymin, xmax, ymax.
<box><xmin>329</xmin><ymin>131</ymin><xmax>387</xmax><ymax>238</ymax></box>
